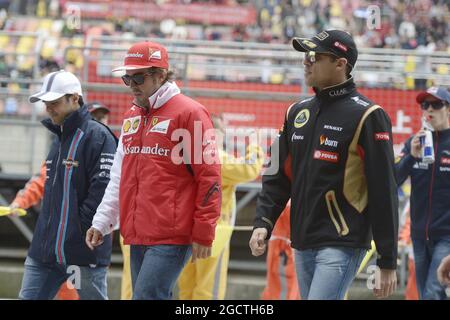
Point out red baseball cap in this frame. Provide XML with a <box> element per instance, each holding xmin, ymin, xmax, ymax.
<box><xmin>112</xmin><ymin>41</ymin><xmax>169</xmax><ymax>72</ymax></box>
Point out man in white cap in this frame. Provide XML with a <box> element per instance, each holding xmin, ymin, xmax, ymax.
<box><xmin>86</xmin><ymin>42</ymin><xmax>221</xmax><ymax>300</ymax></box>
<box><xmin>19</xmin><ymin>70</ymin><xmax>117</xmax><ymax>300</ymax></box>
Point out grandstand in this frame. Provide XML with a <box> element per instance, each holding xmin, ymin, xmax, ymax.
<box><xmin>0</xmin><ymin>0</ymin><xmax>449</xmax><ymax>300</ymax></box>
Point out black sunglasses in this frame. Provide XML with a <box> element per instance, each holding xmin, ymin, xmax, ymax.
<box><xmin>121</xmin><ymin>72</ymin><xmax>155</xmax><ymax>86</ymax></box>
<box><xmin>420</xmin><ymin>101</ymin><xmax>446</xmax><ymax>110</ymax></box>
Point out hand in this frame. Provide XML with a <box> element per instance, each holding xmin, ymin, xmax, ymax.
<box><xmin>85</xmin><ymin>227</ymin><xmax>104</xmax><ymax>250</ymax></box>
<box><xmin>8</xmin><ymin>202</ymin><xmax>21</xmax><ymax>217</ymax></box>
<box><xmin>249</xmin><ymin>228</ymin><xmax>268</xmax><ymax>256</ymax></box>
<box><xmin>191</xmin><ymin>242</ymin><xmax>211</xmax><ymax>263</ymax></box>
<box><xmin>410</xmin><ymin>130</ymin><xmax>425</xmax><ymax>159</ymax></box>
<box><xmin>373</xmin><ymin>268</ymin><xmax>397</xmax><ymax>299</ymax></box>
<box><xmin>437</xmin><ymin>255</ymin><xmax>450</xmax><ymax>286</ymax></box>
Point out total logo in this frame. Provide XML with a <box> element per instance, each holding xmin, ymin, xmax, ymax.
<box><xmin>124</xmin><ymin>143</ymin><xmax>170</xmax><ymax>157</ymax></box>
<box><xmin>313</xmin><ymin>150</ymin><xmax>339</xmax><ymax>163</ymax></box>
<box><xmin>374</xmin><ymin>132</ymin><xmax>390</xmax><ymax>141</ymax></box>
<box><xmin>319</xmin><ymin>135</ymin><xmax>338</xmax><ymax>148</ymax></box>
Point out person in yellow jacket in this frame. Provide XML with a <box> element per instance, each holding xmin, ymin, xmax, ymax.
<box><xmin>178</xmin><ymin>114</ymin><xmax>265</xmax><ymax>299</ymax></box>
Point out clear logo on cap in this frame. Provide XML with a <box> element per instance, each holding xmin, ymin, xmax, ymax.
<box><xmin>315</xmin><ymin>31</ymin><xmax>329</xmax><ymax>41</ymax></box>
<box><xmin>334</xmin><ymin>41</ymin><xmax>348</xmax><ymax>52</ymax></box>
<box><xmin>149</xmin><ymin>49</ymin><xmax>161</xmax><ymax>60</ymax></box>
<box><xmin>126</xmin><ymin>53</ymin><xmax>144</xmax><ymax>58</ymax></box>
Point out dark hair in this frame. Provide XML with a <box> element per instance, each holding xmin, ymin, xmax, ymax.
<box><xmin>327</xmin><ymin>55</ymin><xmax>352</xmax><ymax>78</ymax></box>
<box><xmin>346</xmin><ymin>65</ymin><xmax>353</xmax><ymax>78</ymax></box>
<box><xmin>148</xmin><ymin>67</ymin><xmax>175</xmax><ymax>83</ymax></box>
<box><xmin>65</xmin><ymin>94</ymin><xmax>84</xmax><ymax>107</ymax></box>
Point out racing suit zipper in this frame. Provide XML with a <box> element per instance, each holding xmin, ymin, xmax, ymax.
<box><xmin>43</xmin><ymin>135</ymin><xmax>62</xmax><ymax>262</ymax></box>
<box><xmin>301</xmin><ymin>107</ymin><xmax>321</xmax><ymax>221</ymax></box>
<box><xmin>133</xmin><ymin>108</ymin><xmax>151</xmax><ymax>233</ymax></box>
<box><xmin>425</xmin><ymin>131</ymin><xmax>438</xmax><ymax>241</ymax></box>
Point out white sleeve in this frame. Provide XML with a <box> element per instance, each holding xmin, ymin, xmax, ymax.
<box><xmin>92</xmin><ymin>135</ymin><xmax>124</xmax><ymax>236</ymax></box>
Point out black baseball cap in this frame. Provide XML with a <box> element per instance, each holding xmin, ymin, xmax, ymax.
<box><xmin>86</xmin><ymin>102</ymin><xmax>110</xmax><ymax>114</ymax></box>
<box><xmin>292</xmin><ymin>29</ymin><xmax>358</xmax><ymax>69</ymax></box>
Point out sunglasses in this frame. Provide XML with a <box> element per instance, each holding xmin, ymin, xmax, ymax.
<box><xmin>121</xmin><ymin>72</ymin><xmax>155</xmax><ymax>86</ymax></box>
<box><xmin>303</xmin><ymin>51</ymin><xmax>339</xmax><ymax>64</ymax></box>
<box><xmin>420</xmin><ymin>101</ymin><xmax>446</xmax><ymax>110</ymax></box>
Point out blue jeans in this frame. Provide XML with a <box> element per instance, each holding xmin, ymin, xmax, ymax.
<box><xmin>294</xmin><ymin>246</ymin><xmax>367</xmax><ymax>300</ymax></box>
<box><xmin>130</xmin><ymin>244</ymin><xmax>192</xmax><ymax>300</ymax></box>
<box><xmin>19</xmin><ymin>256</ymin><xmax>108</xmax><ymax>300</ymax></box>
<box><xmin>412</xmin><ymin>237</ymin><xmax>450</xmax><ymax>300</ymax></box>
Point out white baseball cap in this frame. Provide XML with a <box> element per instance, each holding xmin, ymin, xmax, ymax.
<box><xmin>29</xmin><ymin>70</ymin><xmax>83</xmax><ymax>103</ymax></box>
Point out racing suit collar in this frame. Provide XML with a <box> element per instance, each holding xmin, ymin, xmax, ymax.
<box><xmin>133</xmin><ymin>81</ymin><xmax>181</xmax><ymax>111</ymax></box>
<box><xmin>149</xmin><ymin>81</ymin><xmax>181</xmax><ymax>110</ymax></box>
<box><xmin>313</xmin><ymin>77</ymin><xmax>356</xmax><ymax>103</ymax></box>
<box><xmin>41</xmin><ymin>105</ymin><xmax>90</xmax><ymax>139</ymax></box>
<box><xmin>434</xmin><ymin>127</ymin><xmax>450</xmax><ymax>136</ymax></box>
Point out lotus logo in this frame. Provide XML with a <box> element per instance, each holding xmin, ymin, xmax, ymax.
<box><xmin>294</xmin><ymin>109</ymin><xmax>310</xmax><ymax>128</ymax></box>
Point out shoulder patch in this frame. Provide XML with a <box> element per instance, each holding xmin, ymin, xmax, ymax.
<box><xmin>122</xmin><ymin>115</ymin><xmax>141</xmax><ymax>136</ymax></box>
<box><xmin>294</xmin><ymin>109</ymin><xmax>310</xmax><ymax>129</ymax></box>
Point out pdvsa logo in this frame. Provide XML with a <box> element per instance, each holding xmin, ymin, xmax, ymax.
<box><xmin>320</xmin><ymin>135</ymin><xmax>338</xmax><ymax>148</ymax></box>
<box><xmin>313</xmin><ymin>150</ymin><xmax>339</xmax><ymax>163</ymax></box>
<box><xmin>294</xmin><ymin>109</ymin><xmax>310</xmax><ymax>128</ymax></box>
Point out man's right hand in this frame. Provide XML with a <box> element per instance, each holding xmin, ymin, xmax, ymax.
<box><xmin>85</xmin><ymin>227</ymin><xmax>104</xmax><ymax>250</ymax></box>
<box><xmin>373</xmin><ymin>268</ymin><xmax>397</xmax><ymax>299</ymax></box>
<box><xmin>249</xmin><ymin>228</ymin><xmax>268</xmax><ymax>256</ymax></box>
<box><xmin>410</xmin><ymin>129</ymin><xmax>425</xmax><ymax>158</ymax></box>
<box><xmin>437</xmin><ymin>255</ymin><xmax>450</xmax><ymax>286</ymax></box>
